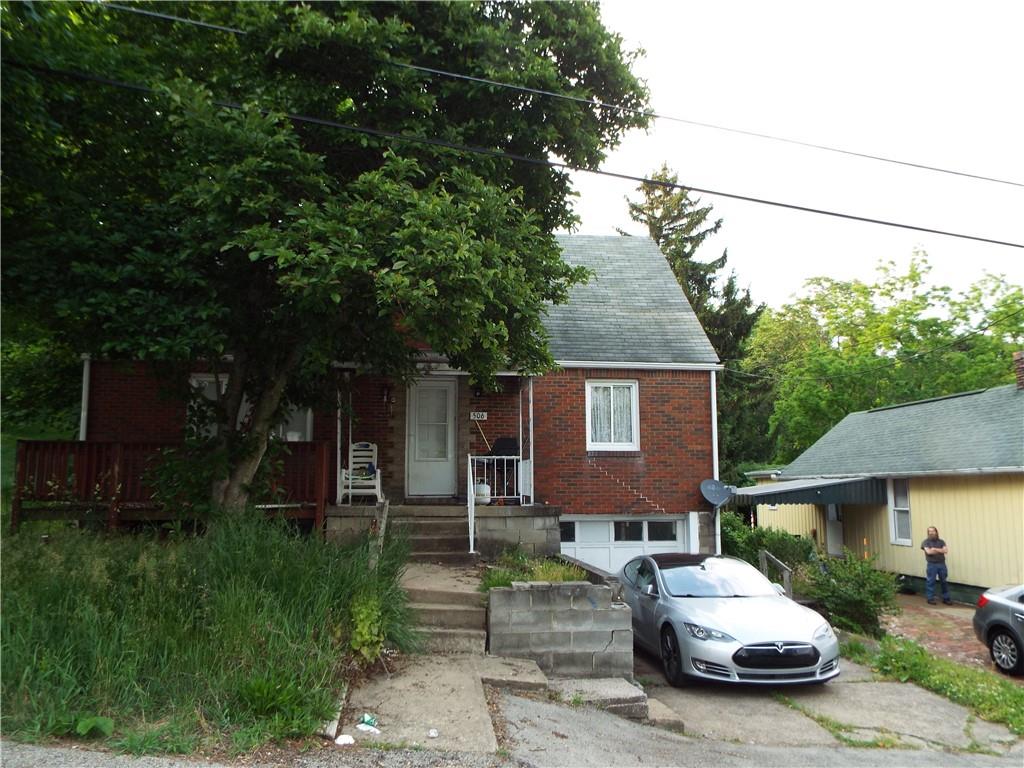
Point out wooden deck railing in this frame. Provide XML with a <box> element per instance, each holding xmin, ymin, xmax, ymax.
<box><xmin>10</xmin><ymin>440</ymin><xmax>330</xmax><ymax>534</ymax></box>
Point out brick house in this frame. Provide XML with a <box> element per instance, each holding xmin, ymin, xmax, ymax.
<box><xmin>73</xmin><ymin>235</ymin><xmax>722</xmax><ymax>570</ymax></box>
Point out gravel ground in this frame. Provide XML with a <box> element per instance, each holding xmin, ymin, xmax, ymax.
<box><xmin>1</xmin><ymin>741</ymin><xmax>519</xmax><ymax>768</ymax></box>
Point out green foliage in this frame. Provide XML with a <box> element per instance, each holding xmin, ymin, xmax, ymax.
<box><xmin>2</xmin><ymin>2</ymin><xmax>649</xmax><ymax>506</ymax></box>
<box><xmin>349</xmin><ymin>591</ymin><xmax>385</xmax><ymax>664</ymax></box>
<box><xmin>863</xmin><ymin>637</ymin><xmax>1024</xmax><ymax>735</ymax></box>
<box><xmin>480</xmin><ymin>547</ymin><xmax>587</xmax><ymax>591</ymax></box>
<box><xmin>743</xmin><ymin>258</ymin><xmax>1024</xmax><ymax>462</ymax></box>
<box><xmin>0</xmin><ymin>311</ymin><xmax>81</xmax><ymax>430</ymax></box>
<box><xmin>796</xmin><ymin>550</ymin><xmax>899</xmax><ymax>637</ymax></box>
<box><xmin>624</xmin><ymin>164</ymin><xmax>768</xmax><ymax>480</ymax></box>
<box><xmin>719</xmin><ymin>511</ymin><xmax>814</xmax><ymax>571</ymax></box>
<box><xmin>1</xmin><ymin>516</ymin><xmax>416</xmax><ymax>750</ymax></box>
<box><xmin>75</xmin><ymin>716</ymin><xmax>114</xmax><ymax>739</ymax></box>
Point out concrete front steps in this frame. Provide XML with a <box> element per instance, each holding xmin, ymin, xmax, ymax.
<box><xmin>402</xmin><ymin>560</ymin><xmax>487</xmax><ymax>654</ymax></box>
<box><xmin>390</xmin><ymin>504</ymin><xmax>478</xmax><ymax>567</ymax></box>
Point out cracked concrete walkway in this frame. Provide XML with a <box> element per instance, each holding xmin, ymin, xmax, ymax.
<box><xmin>634</xmin><ymin>648</ymin><xmax>1021</xmax><ymax>756</ymax></box>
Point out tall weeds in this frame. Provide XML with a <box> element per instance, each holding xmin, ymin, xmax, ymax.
<box><xmin>1</xmin><ymin>516</ymin><xmax>414</xmax><ymax>751</ymax></box>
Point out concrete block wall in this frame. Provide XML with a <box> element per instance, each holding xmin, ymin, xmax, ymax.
<box><xmin>475</xmin><ymin>508</ymin><xmax>560</xmax><ymax>557</ymax></box>
<box><xmin>488</xmin><ymin>581</ymin><xmax>633</xmax><ymax>679</ymax></box>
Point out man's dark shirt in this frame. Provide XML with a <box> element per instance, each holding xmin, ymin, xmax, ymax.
<box><xmin>921</xmin><ymin>537</ymin><xmax>946</xmax><ymax>564</ymax></box>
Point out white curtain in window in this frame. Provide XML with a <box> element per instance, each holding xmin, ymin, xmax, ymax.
<box><xmin>613</xmin><ymin>385</ymin><xmax>633</xmax><ymax>443</ymax></box>
<box><xmin>591</xmin><ymin>385</ymin><xmax>612</xmax><ymax>443</ymax></box>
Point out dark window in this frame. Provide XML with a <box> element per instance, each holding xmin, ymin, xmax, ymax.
<box><xmin>559</xmin><ymin>521</ymin><xmax>576</xmax><ymax>543</ymax></box>
<box><xmin>614</xmin><ymin>521</ymin><xmax>643</xmax><ymax>541</ymax></box>
<box><xmin>622</xmin><ymin>559</ymin><xmax>641</xmax><ymax>586</ymax></box>
<box><xmin>648</xmin><ymin>521</ymin><xmax>676</xmax><ymax>541</ymax></box>
<box><xmin>636</xmin><ymin>560</ymin><xmax>657</xmax><ymax>591</ymax></box>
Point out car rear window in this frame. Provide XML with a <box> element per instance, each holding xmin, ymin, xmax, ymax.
<box><xmin>662</xmin><ymin>558</ymin><xmax>777</xmax><ymax>597</ymax></box>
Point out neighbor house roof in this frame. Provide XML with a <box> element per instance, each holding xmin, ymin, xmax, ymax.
<box><xmin>544</xmin><ymin>235</ymin><xmax>719</xmax><ymax>367</ymax></box>
<box><xmin>781</xmin><ymin>384</ymin><xmax>1024</xmax><ymax>478</ymax></box>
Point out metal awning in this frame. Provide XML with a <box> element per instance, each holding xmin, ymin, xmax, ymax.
<box><xmin>731</xmin><ymin>477</ymin><xmax>887</xmax><ymax>506</ymax></box>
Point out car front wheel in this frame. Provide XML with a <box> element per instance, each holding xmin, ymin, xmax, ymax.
<box><xmin>989</xmin><ymin>629</ymin><xmax>1023</xmax><ymax>675</ymax></box>
<box><xmin>661</xmin><ymin>626</ymin><xmax>689</xmax><ymax>686</ymax></box>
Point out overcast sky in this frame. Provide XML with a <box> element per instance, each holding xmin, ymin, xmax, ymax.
<box><xmin>564</xmin><ymin>0</ymin><xmax>1023</xmax><ymax>309</ymax></box>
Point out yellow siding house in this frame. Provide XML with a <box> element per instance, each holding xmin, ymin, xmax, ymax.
<box><xmin>735</xmin><ymin>361</ymin><xmax>1024</xmax><ymax>593</ymax></box>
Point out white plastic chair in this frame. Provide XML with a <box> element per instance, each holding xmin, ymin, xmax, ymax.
<box><xmin>340</xmin><ymin>441</ymin><xmax>383</xmax><ymax>504</ymax></box>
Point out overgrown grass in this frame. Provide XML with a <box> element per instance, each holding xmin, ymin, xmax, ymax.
<box><xmin>841</xmin><ymin>637</ymin><xmax>1024</xmax><ymax>735</ymax></box>
<box><xmin>1</xmin><ymin>516</ymin><xmax>417</xmax><ymax>753</ymax></box>
<box><xmin>479</xmin><ymin>546</ymin><xmax>587</xmax><ymax>591</ymax></box>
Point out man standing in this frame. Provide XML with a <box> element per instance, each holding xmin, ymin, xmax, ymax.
<box><xmin>921</xmin><ymin>526</ymin><xmax>951</xmax><ymax>605</ymax></box>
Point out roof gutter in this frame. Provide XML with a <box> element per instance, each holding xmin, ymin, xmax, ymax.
<box><xmin>555</xmin><ymin>360</ymin><xmax>723</xmax><ymax>371</ymax></box>
<box><xmin>783</xmin><ymin>468</ymin><xmax>1024</xmax><ymax>479</ymax></box>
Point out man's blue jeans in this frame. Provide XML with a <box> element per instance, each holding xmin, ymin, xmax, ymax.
<box><xmin>926</xmin><ymin>562</ymin><xmax>950</xmax><ymax>601</ymax></box>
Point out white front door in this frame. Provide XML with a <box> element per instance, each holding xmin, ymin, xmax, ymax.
<box><xmin>826</xmin><ymin>504</ymin><xmax>844</xmax><ymax>556</ymax></box>
<box><xmin>407</xmin><ymin>379</ymin><xmax>457</xmax><ymax>496</ymax></box>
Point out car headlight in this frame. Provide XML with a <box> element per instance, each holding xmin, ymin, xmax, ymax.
<box><xmin>684</xmin><ymin>622</ymin><xmax>736</xmax><ymax>642</ymax></box>
<box><xmin>814</xmin><ymin>622</ymin><xmax>835</xmax><ymax>641</ymax></box>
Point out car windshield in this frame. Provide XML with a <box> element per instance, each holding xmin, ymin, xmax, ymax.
<box><xmin>661</xmin><ymin>558</ymin><xmax>777</xmax><ymax>597</ymax></box>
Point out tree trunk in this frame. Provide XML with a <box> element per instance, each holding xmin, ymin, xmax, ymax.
<box><xmin>212</xmin><ymin>346</ymin><xmax>302</xmax><ymax>513</ymax></box>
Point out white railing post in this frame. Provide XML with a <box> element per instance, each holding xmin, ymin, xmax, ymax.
<box><xmin>467</xmin><ymin>454</ymin><xmax>476</xmax><ymax>553</ymax></box>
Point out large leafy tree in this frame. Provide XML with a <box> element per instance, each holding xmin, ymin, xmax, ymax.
<box><xmin>744</xmin><ymin>256</ymin><xmax>1024</xmax><ymax>462</ymax></box>
<box><xmin>624</xmin><ymin>164</ymin><xmax>767</xmax><ymax>482</ymax></box>
<box><xmin>1</xmin><ymin>1</ymin><xmax>649</xmax><ymax>509</ymax></box>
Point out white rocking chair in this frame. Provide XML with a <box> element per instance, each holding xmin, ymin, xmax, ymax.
<box><xmin>340</xmin><ymin>441</ymin><xmax>384</xmax><ymax>504</ymax></box>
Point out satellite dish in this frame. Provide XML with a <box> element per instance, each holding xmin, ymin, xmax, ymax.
<box><xmin>700</xmin><ymin>479</ymin><xmax>734</xmax><ymax>508</ymax></box>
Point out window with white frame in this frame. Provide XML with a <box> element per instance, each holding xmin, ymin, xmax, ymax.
<box><xmin>586</xmin><ymin>380</ymin><xmax>639</xmax><ymax>451</ymax></box>
<box><xmin>188</xmin><ymin>374</ymin><xmax>313</xmax><ymax>441</ymax></box>
<box><xmin>888</xmin><ymin>478</ymin><xmax>912</xmax><ymax>546</ymax></box>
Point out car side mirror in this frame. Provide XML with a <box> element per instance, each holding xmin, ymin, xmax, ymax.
<box><xmin>642</xmin><ymin>583</ymin><xmax>659</xmax><ymax>599</ymax></box>
<box><xmin>773</xmin><ymin>583</ymin><xmax>786</xmax><ymax>596</ymax></box>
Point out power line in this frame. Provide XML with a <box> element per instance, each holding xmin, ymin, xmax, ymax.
<box><xmin>94</xmin><ymin>0</ymin><xmax>1024</xmax><ymax>188</ymax></box>
<box><xmin>13</xmin><ymin>61</ymin><xmax>1024</xmax><ymax>250</ymax></box>
<box><xmin>722</xmin><ymin>304</ymin><xmax>1024</xmax><ymax>385</ymax></box>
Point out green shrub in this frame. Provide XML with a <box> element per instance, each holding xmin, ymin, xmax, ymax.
<box><xmin>720</xmin><ymin>511</ymin><xmax>814</xmax><ymax>572</ymax></box>
<box><xmin>796</xmin><ymin>549</ymin><xmax>899</xmax><ymax>637</ymax></box>
<box><xmin>479</xmin><ymin>547</ymin><xmax>587</xmax><ymax>591</ymax></box>
<box><xmin>1</xmin><ymin>515</ymin><xmax>416</xmax><ymax>750</ymax></box>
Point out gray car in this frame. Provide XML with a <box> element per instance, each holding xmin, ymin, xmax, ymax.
<box><xmin>619</xmin><ymin>553</ymin><xmax>840</xmax><ymax>686</ymax></box>
<box><xmin>973</xmin><ymin>583</ymin><xmax>1024</xmax><ymax>676</ymax></box>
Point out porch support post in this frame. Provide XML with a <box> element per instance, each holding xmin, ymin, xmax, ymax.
<box><xmin>78</xmin><ymin>354</ymin><xmax>91</xmax><ymax>441</ymax></box>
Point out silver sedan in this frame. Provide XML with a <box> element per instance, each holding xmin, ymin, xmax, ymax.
<box><xmin>619</xmin><ymin>553</ymin><xmax>840</xmax><ymax>685</ymax></box>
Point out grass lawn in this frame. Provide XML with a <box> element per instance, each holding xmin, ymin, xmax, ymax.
<box><xmin>1</xmin><ymin>420</ymin><xmax>418</xmax><ymax>755</ymax></box>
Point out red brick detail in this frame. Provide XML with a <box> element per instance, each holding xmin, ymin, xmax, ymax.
<box><xmin>532</xmin><ymin>368</ymin><xmax>713</xmax><ymax>516</ymax></box>
<box><xmin>86</xmin><ymin>361</ymin><xmax>186</xmax><ymax>442</ymax></box>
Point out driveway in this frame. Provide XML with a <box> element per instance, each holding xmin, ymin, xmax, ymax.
<box><xmin>629</xmin><ymin>647</ymin><xmax>1020</xmax><ymax>757</ymax></box>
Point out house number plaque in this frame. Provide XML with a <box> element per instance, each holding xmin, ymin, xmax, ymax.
<box><xmin>470</xmin><ymin>412</ymin><xmax>487</xmax><ymax>421</ymax></box>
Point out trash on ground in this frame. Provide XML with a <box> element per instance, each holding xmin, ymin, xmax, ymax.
<box><xmin>334</xmin><ymin>734</ymin><xmax>355</xmax><ymax>746</ymax></box>
<box><xmin>359</xmin><ymin>712</ymin><xmax>379</xmax><ymax>727</ymax></box>
<box><xmin>356</xmin><ymin>723</ymin><xmax>381</xmax><ymax>735</ymax></box>
<box><xmin>428</xmin><ymin>728</ymin><xmax>439</xmax><ymax>739</ymax></box>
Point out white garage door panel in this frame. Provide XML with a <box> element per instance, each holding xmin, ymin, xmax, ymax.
<box><xmin>560</xmin><ymin>515</ymin><xmax>695</xmax><ymax>574</ymax></box>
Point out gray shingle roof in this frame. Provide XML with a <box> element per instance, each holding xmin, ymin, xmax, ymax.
<box><xmin>544</xmin><ymin>235</ymin><xmax>718</xmax><ymax>365</ymax></box>
<box><xmin>782</xmin><ymin>384</ymin><xmax>1024</xmax><ymax>478</ymax></box>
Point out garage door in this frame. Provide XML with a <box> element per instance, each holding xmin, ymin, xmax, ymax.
<box><xmin>559</xmin><ymin>515</ymin><xmax>698</xmax><ymax>573</ymax></box>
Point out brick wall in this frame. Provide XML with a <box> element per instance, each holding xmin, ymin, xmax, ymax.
<box><xmin>86</xmin><ymin>361</ymin><xmax>186</xmax><ymax>442</ymax></box>
<box><xmin>532</xmin><ymin>368</ymin><xmax>714</xmax><ymax>516</ymax></box>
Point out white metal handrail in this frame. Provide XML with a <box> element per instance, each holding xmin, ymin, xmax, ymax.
<box><xmin>469</xmin><ymin>454</ymin><xmax>522</xmax><ymax>502</ymax></box>
<box><xmin>466</xmin><ymin>455</ymin><xmax>476</xmax><ymax>554</ymax></box>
